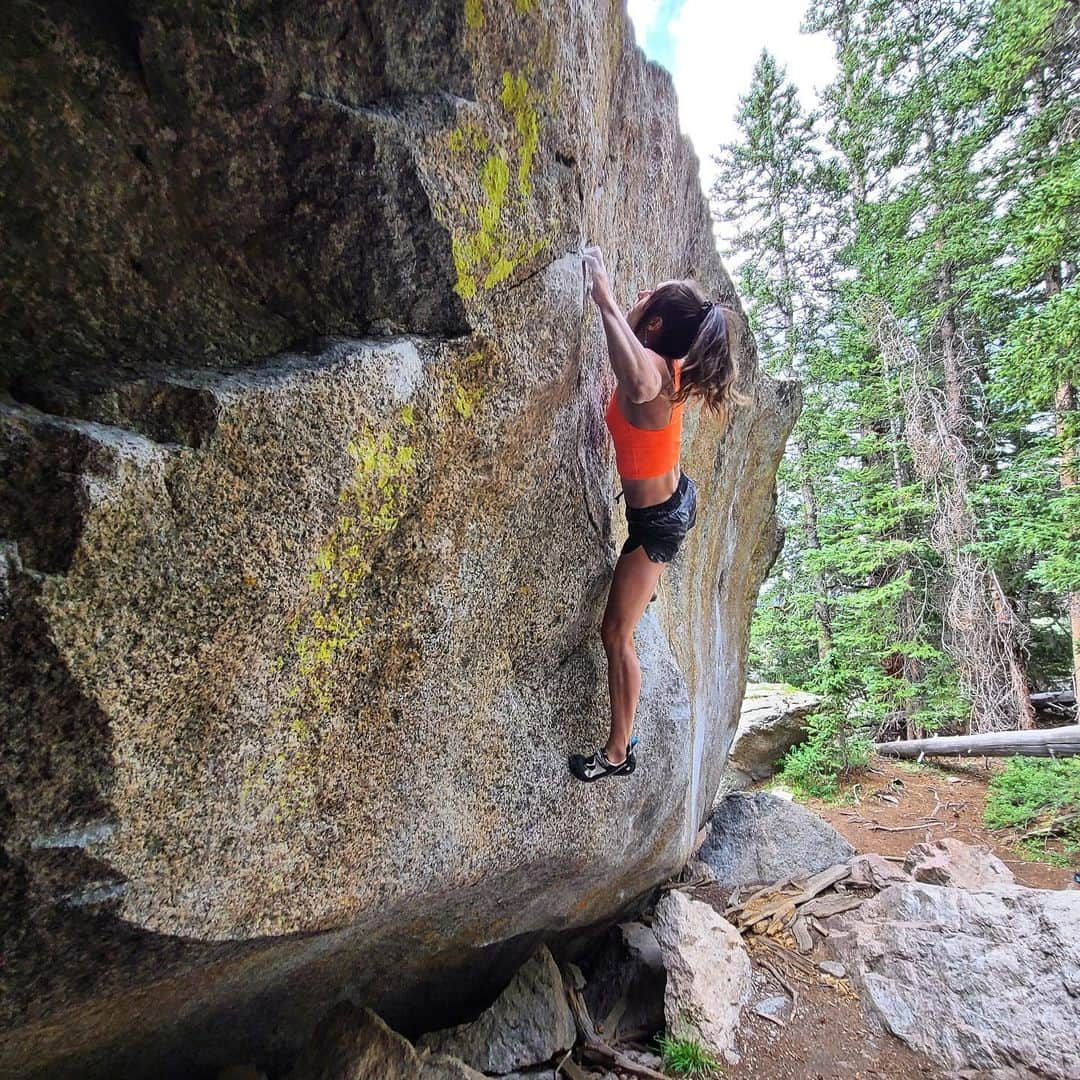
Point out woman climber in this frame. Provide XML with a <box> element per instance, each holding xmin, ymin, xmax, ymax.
<box><xmin>568</xmin><ymin>244</ymin><xmax>747</xmax><ymax>783</ymax></box>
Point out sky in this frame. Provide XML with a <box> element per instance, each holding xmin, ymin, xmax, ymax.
<box><xmin>626</xmin><ymin>0</ymin><xmax>837</xmax><ymax>202</ymax></box>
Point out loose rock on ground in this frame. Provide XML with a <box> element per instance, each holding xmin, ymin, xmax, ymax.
<box><xmin>651</xmin><ymin>889</ymin><xmax>752</xmax><ymax>1064</ymax></box>
<box><xmin>698</xmin><ymin>791</ymin><xmax>854</xmax><ymax>887</ymax></box>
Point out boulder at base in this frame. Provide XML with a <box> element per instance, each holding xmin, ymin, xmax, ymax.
<box><xmin>698</xmin><ymin>792</ymin><xmax>854</xmax><ymax>887</ymax></box>
<box><xmin>903</xmin><ymin>838</ymin><xmax>1014</xmax><ymax>890</ymax></box>
<box><xmin>288</xmin><ymin>1005</ymin><xmax>483</xmax><ymax>1080</ymax></box>
<box><xmin>417</xmin><ymin>947</ymin><xmax>575</xmax><ymax>1074</ymax></box>
<box><xmin>827</xmin><ymin>883</ymin><xmax>1080</xmax><ymax>1079</ymax></box>
<box><xmin>720</xmin><ymin>683</ymin><xmax>821</xmax><ymax>792</ymax></box>
<box><xmin>651</xmin><ymin>890</ymin><xmax>751</xmax><ymax>1064</ymax></box>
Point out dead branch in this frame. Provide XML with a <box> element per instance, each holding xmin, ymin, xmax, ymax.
<box><xmin>853</xmin><ymin>819</ymin><xmax>945</xmax><ymax>833</ymax></box>
<box><xmin>754</xmin><ymin>954</ymin><xmax>800</xmax><ymax>1018</ymax></box>
<box><xmin>561</xmin><ymin>973</ymin><xmax>669</xmax><ymax>1080</ymax></box>
<box><xmin>1017</xmin><ymin>810</ymin><xmax>1080</xmax><ymax>841</ymax></box>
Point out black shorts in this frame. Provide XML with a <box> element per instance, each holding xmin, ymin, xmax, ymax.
<box><xmin>621</xmin><ymin>472</ymin><xmax>698</xmax><ymax>563</ymax></box>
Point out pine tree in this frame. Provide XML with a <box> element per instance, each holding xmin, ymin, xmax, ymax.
<box><xmin>811</xmin><ymin>0</ymin><xmax>1037</xmax><ymax>732</ymax></box>
<box><xmin>713</xmin><ymin>52</ymin><xmax>836</xmax><ymax>662</ymax></box>
<box><xmin>736</xmin><ymin>0</ymin><xmax>1077</xmax><ymax>785</ymax></box>
<box><xmin>964</xmin><ymin>0</ymin><xmax>1080</xmax><ymax>694</ymax></box>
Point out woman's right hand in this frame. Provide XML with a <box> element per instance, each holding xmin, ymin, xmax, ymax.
<box><xmin>582</xmin><ymin>245</ymin><xmax>613</xmax><ymax>306</ymax></box>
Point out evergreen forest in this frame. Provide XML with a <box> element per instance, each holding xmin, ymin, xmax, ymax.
<box><xmin>713</xmin><ymin>0</ymin><xmax>1079</xmax><ymax>792</ymax></box>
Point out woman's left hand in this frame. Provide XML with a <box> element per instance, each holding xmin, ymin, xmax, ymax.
<box><xmin>581</xmin><ymin>244</ymin><xmax>613</xmax><ymax>305</ymax></box>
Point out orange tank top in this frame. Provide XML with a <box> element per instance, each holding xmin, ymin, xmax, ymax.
<box><xmin>604</xmin><ymin>359</ymin><xmax>684</xmax><ymax>480</ymax></box>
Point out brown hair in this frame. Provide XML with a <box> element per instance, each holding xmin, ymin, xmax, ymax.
<box><xmin>637</xmin><ymin>280</ymin><xmax>749</xmax><ymax>433</ymax></box>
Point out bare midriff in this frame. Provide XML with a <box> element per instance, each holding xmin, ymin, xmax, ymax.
<box><xmin>616</xmin><ymin>463</ymin><xmax>681</xmax><ymax>508</ymax></box>
<box><xmin>605</xmin><ymin>359</ymin><xmax>684</xmax><ymax>508</ymax></box>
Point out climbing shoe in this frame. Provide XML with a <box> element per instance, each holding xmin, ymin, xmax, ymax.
<box><xmin>568</xmin><ymin>737</ymin><xmax>638</xmax><ymax>783</ymax></box>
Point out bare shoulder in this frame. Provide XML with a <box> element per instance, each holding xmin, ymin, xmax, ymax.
<box><xmin>645</xmin><ymin>348</ymin><xmax>675</xmax><ymax>390</ymax></box>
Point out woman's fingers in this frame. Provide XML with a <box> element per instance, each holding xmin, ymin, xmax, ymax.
<box><xmin>582</xmin><ymin>244</ymin><xmax>606</xmax><ymax>271</ymax></box>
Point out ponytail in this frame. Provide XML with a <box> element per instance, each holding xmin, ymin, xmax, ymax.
<box><xmin>635</xmin><ymin>281</ymin><xmax>749</xmax><ymax>433</ymax></box>
<box><xmin>674</xmin><ymin>301</ymin><xmax>749</xmax><ymax>434</ymax></box>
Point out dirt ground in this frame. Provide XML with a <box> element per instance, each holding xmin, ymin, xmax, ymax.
<box><xmin>725</xmin><ymin>960</ymin><xmax>941</xmax><ymax>1079</ymax></box>
<box><xmin>671</xmin><ymin>757</ymin><xmax>1077</xmax><ymax>1080</ymax></box>
<box><xmin>680</xmin><ymin>880</ymin><xmax>945</xmax><ymax>1080</ymax></box>
<box><xmin>807</xmin><ymin>755</ymin><xmax>1080</xmax><ymax>889</ymax></box>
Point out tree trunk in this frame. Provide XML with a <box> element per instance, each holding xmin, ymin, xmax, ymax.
<box><xmin>793</xmin><ymin>435</ymin><xmax>833</xmax><ymax>661</ymax></box>
<box><xmin>875</xmin><ymin>724</ymin><xmax>1080</xmax><ymax>759</ymax></box>
<box><xmin>1056</xmin><ymin>376</ymin><xmax>1080</xmax><ymax>696</ymax></box>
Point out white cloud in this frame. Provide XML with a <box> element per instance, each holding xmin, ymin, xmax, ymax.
<box><xmin>627</xmin><ymin>0</ymin><xmax>665</xmax><ymax>43</ymax></box>
<box><xmin>645</xmin><ymin>0</ymin><xmax>837</xmax><ymax>196</ymax></box>
<box><xmin>626</xmin><ymin>0</ymin><xmax>836</xmax><ymax>262</ymax></box>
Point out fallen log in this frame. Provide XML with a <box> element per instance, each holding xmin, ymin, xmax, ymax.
<box><xmin>875</xmin><ymin>724</ymin><xmax>1080</xmax><ymax>760</ymax></box>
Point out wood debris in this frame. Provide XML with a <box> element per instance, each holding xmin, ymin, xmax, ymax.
<box><xmin>723</xmin><ymin>859</ymin><xmax>898</xmax><ymax>976</ymax></box>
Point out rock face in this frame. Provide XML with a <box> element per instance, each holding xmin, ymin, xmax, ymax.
<box><xmin>903</xmin><ymin>838</ymin><xmax>1015</xmax><ymax>890</ymax></box>
<box><xmin>288</xmin><ymin>1005</ymin><xmax>484</xmax><ymax>1080</ymax></box>
<box><xmin>417</xmin><ymin>946</ymin><xmax>575</xmax><ymax>1073</ymax></box>
<box><xmin>0</xmin><ymin>2</ymin><xmax>797</xmax><ymax>1076</ymax></box>
<box><xmin>827</xmin><ymin>883</ymin><xmax>1080</xmax><ymax>1079</ymax></box>
<box><xmin>720</xmin><ymin>683</ymin><xmax>821</xmax><ymax>792</ymax></box>
<box><xmin>698</xmin><ymin>793</ymin><xmax>854</xmax><ymax>887</ymax></box>
<box><xmin>651</xmin><ymin>890</ymin><xmax>751</xmax><ymax>1064</ymax></box>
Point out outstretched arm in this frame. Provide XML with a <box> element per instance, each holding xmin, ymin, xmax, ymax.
<box><xmin>582</xmin><ymin>246</ymin><xmax>663</xmax><ymax>404</ymax></box>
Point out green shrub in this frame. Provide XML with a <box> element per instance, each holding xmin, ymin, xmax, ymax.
<box><xmin>655</xmin><ymin>1033</ymin><xmax>723</xmax><ymax>1078</ymax></box>
<box><xmin>984</xmin><ymin>756</ymin><xmax>1080</xmax><ymax>831</ymax></box>
<box><xmin>777</xmin><ymin>708</ymin><xmax>873</xmax><ymax>799</ymax></box>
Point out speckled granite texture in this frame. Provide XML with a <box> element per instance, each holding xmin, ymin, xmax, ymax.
<box><xmin>0</xmin><ymin>1</ymin><xmax>798</xmax><ymax>1076</ymax></box>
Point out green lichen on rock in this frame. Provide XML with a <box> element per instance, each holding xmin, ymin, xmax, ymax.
<box><xmin>446</xmin><ymin>68</ymin><xmax>549</xmax><ymax>300</ymax></box>
<box><xmin>464</xmin><ymin>0</ymin><xmax>484</xmax><ymax>28</ymax></box>
<box><xmin>499</xmin><ymin>71</ymin><xmax>540</xmax><ymax>198</ymax></box>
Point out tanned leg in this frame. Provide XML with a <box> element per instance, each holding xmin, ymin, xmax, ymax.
<box><xmin>600</xmin><ymin>546</ymin><xmax>665</xmax><ymax>764</ymax></box>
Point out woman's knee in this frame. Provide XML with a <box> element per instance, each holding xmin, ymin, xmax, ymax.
<box><xmin>601</xmin><ymin>616</ymin><xmax>634</xmax><ymax>653</ymax></box>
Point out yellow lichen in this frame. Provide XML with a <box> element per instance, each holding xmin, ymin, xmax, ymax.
<box><xmin>451</xmin><ymin>379</ymin><xmax>482</xmax><ymax>419</ymax></box>
<box><xmin>285</xmin><ymin>424</ymin><xmax>417</xmax><ymax>714</ymax></box>
<box><xmin>244</xmin><ymin>418</ymin><xmax>421</xmax><ymax>820</ymax></box>
<box><xmin>448</xmin><ymin>69</ymin><xmax>548</xmax><ymax>300</ymax></box>
<box><xmin>464</xmin><ymin>0</ymin><xmax>484</xmax><ymax>28</ymax></box>
<box><xmin>499</xmin><ymin>71</ymin><xmax>540</xmax><ymax>197</ymax></box>
<box><xmin>447</xmin><ymin>119</ymin><xmax>490</xmax><ymax>155</ymax></box>
<box><xmin>515</xmin><ymin>0</ymin><xmax>535</xmax><ymax>11</ymax></box>
<box><xmin>451</xmin><ymin>151</ymin><xmax>512</xmax><ymax>300</ymax></box>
